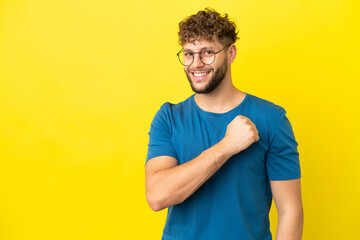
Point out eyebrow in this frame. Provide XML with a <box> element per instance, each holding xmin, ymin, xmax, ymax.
<box><xmin>183</xmin><ymin>46</ymin><xmax>215</xmax><ymax>52</ymax></box>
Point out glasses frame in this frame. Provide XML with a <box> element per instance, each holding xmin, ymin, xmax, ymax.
<box><xmin>176</xmin><ymin>43</ymin><xmax>232</xmax><ymax>66</ymax></box>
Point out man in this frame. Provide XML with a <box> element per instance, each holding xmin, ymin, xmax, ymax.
<box><xmin>145</xmin><ymin>8</ymin><xmax>303</xmax><ymax>240</ymax></box>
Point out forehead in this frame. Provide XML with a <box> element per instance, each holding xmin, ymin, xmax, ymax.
<box><xmin>182</xmin><ymin>40</ymin><xmax>223</xmax><ymax>51</ymax></box>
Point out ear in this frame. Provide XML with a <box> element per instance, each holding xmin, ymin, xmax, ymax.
<box><xmin>228</xmin><ymin>44</ymin><xmax>237</xmax><ymax>63</ymax></box>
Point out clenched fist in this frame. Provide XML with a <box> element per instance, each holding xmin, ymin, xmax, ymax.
<box><xmin>221</xmin><ymin>115</ymin><xmax>259</xmax><ymax>156</ymax></box>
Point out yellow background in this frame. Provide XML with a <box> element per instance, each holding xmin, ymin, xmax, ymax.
<box><xmin>0</xmin><ymin>0</ymin><xmax>359</xmax><ymax>239</ymax></box>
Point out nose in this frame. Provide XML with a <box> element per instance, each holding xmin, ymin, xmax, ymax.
<box><xmin>191</xmin><ymin>53</ymin><xmax>205</xmax><ymax>68</ymax></box>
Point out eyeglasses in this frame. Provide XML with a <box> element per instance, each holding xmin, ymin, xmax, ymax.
<box><xmin>176</xmin><ymin>44</ymin><xmax>232</xmax><ymax>66</ymax></box>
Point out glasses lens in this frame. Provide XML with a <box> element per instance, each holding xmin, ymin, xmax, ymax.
<box><xmin>178</xmin><ymin>51</ymin><xmax>193</xmax><ymax>66</ymax></box>
<box><xmin>177</xmin><ymin>50</ymin><xmax>216</xmax><ymax>65</ymax></box>
<box><xmin>200</xmin><ymin>51</ymin><xmax>215</xmax><ymax>65</ymax></box>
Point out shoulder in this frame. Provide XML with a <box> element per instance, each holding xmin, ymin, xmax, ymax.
<box><xmin>150</xmin><ymin>95</ymin><xmax>194</xmax><ymax>128</ymax></box>
<box><xmin>156</xmin><ymin>95</ymin><xmax>195</xmax><ymax>118</ymax></box>
<box><xmin>245</xmin><ymin>93</ymin><xmax>287</xmax><ymax>120</ymax></box>
<box><xmin>149</xmin><ymin>96</ymin><xmax>194</xmax><ymax>138</ymax></box>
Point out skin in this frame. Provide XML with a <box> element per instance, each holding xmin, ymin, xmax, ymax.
<box><xmin>184</xmin><ymin>47</ymin><xmax>228</xmax><ymax>94</ymax></box>
<box><xmin>145</xmin><ymin>39</ymin><xmax>303</xmax><ymax>240</ymax></box>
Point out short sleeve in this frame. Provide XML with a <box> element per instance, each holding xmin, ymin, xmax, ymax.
<box><xmin>146</xmin><ymin>103</ymin><xmax>178</xmax><ymax>165</ymax></box>
<box><xmin>266</xmin><ymin>110</ymin><xmax>301</xmax><ymax>180</ymax></box>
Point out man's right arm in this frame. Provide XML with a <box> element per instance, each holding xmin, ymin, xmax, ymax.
<box><xmin>145</xmin><ymin>115</ymin><xmax>259</xmax><ymax>211</ymax></box>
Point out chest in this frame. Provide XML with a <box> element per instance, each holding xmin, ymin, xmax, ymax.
<box><xmin>171</xmin><ymin>112</ymin><xmax>270</xmax><ymax>173</ymax></box>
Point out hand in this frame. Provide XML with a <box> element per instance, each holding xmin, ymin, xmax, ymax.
<box><xmin>221</xmin><ymin>115</ymin><xmax>259</xmax><ymax>155</ymax></box>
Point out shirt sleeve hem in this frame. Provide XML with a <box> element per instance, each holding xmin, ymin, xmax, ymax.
<box><xmin>145</xmin><ymin>153</ymin><xmax>179</xmax><ymax>166</ymax></box>
<box><xmin>268</xmin><ymin>172</ymin><xmax>301</xmax><ymax>181</ymax></box>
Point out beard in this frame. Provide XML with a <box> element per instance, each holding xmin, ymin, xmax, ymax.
<box><xmin>185</xmin><ymin>59</ymin><xmax>228</xmax><ymax>94</ymax></box>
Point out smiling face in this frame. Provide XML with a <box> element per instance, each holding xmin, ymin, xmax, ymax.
<box><xmin>183</xmin><ymin>40</ymin><xmax>229</xmax><ymax>94</ymax></box>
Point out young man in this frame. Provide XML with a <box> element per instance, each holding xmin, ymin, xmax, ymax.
<box><xmin>145</xmin><ymin>8</ymin><xmax>303</xmax><ymax>240</ymax></box>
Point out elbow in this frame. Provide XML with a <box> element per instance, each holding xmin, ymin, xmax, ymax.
<box><xmin>278</xmin><ymin>205</ymin><xmax>304</xmax><ymax>222</ymax></box>
<box><xmin>146</xmin><ymin>188</ymin><xmax>183</xmax><ymax>212</ymax></box>
<box><xmin>147</xmin><ymin>199</ymin><xmax>165</xmax><ymax>212</ymax></box>
<box><xmin>148</xmin><ymin>202</ymin><xmax>164</xmax><ymax>212</ymax></box>
<box><xmin>146</xmin><ymin>190</ymin><xmax>167</xmax><ymax>212</ymax></box>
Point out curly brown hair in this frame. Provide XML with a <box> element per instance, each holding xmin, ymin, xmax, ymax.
<box><xmin>178</xmin><ymin>8</ymin><xmax>239</xmax><ymax>46</ymax></box>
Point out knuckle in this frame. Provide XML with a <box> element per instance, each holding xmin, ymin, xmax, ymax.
<box><xmin>241</xmin><ymin>118</ymin><xmax>249</xmax><ymax>124</ymax></box>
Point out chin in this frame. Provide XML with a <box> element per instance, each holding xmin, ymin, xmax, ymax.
<box><xmin>192</xmin><ymin>83</ymin><xmax>215</xmax><ymax>94</ymax></box>
<box><xmin>185</xmin><ymin>66</ymin><xmax>226</xmax><ymax>94</ymax></box>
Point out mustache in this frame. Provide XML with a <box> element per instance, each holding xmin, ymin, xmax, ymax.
<box><xmin>187</xmin><ymin>68</ymin><xmax>213</xmax><ymax>72</ymax></box>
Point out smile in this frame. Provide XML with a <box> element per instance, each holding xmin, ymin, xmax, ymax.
<box><xmin>191</xmin><ymin>71</ymin><xmax>211</xmax><ymax>78</ymax></box>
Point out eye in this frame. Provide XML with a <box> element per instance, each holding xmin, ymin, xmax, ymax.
<box><xmin>183</xmin><ymin>52</ymin><xmax>193</xmax><ymax>57</ymax></box>
<box><xmin>202</xmin><ymin>50</ymin><xmax>214</xmax><ymax>56</ymax></box>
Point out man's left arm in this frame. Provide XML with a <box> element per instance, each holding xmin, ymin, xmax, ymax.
<box><xmin>270</xmin><ymin>178</ymin><xmax>303</xmax><ymax>240</ymax></box>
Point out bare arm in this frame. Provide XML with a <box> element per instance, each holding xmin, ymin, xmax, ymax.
<box><xmin>145</xmin><ymin>115</ymin><xmax>259</xmax><ymax>211</ymax></box>
<box><xmin>270</xmin><ymin>178</ymin><xmax>303</xmax><ymax>240</ymax></box>
<box><xmin>145</xmin><ymin>140</ymin><xmax>232</xmax><ymax>211</ymax></box>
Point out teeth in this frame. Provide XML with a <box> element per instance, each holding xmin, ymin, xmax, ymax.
<box><xmin>193</xmin><ymin>72</ymin><xmax>208</xmax><ymax>77</ymax></box>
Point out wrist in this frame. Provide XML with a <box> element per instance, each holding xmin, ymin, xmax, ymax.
<box><xmin>215</xmin><ymin>138</ymin><xmax>234</xmax><ymax>158</ymax></box>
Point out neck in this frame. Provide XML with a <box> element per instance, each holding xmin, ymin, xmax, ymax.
<box><xmin>194</xmin><ymin>72</ymin><xmax>246</xmax><ymax>113</ymax></box>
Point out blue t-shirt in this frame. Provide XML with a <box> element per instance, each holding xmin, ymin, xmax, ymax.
<box><xmin>146</xmin><ymin>93</ymin><xmax>301</xmax><ymax>240</ymax></box>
